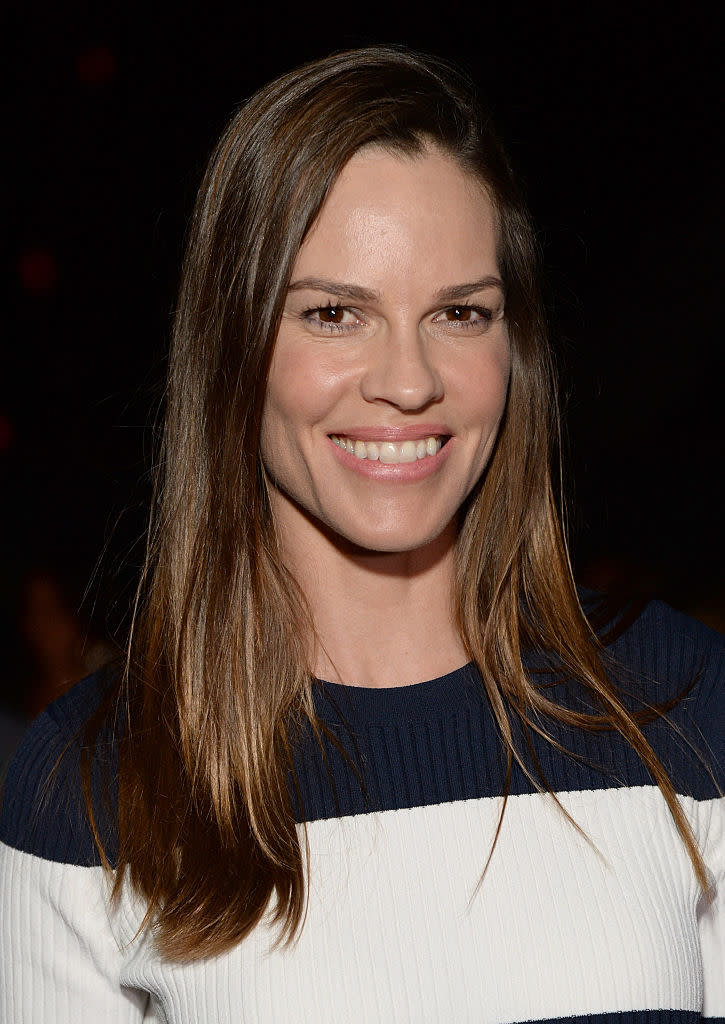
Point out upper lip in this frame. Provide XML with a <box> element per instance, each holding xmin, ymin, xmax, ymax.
<box><xmin>329</xmin><ymin>424</ymin><xmax>452</xmax><ymax>442</ymax></box>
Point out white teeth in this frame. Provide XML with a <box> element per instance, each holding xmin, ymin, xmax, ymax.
<box><xmin>378</xmin><ymin>442</ymin><xmax>398</xmax><ymax>464</ymax></box>
<box><xmin>399</xmin><ymin>441</ymin><xmax>417</xmax><ymax>463</ymax></box>
<box><xmin>331</xmin><ymin>435</ymin><xmax>443</xmax><ymax>463</ymax></box>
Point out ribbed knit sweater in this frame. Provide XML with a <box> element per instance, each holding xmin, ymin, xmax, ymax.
<box><xmin>1</xmin><ymin>599</ymin><xmax>723</xmax><ymax>1023</ymax></box>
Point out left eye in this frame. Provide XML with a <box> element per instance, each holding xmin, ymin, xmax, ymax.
<box><xmin>436</xmin><ymin>305</ymin><xmax>492</xmax><ymax>324</ymax></box>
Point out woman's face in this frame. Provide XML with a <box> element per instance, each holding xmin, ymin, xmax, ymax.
<box><xmin>260</xmin><ymin>145</ymin><xmax>511</xmax><ymax>555</ymax></box>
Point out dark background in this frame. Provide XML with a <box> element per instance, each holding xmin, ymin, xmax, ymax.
<box><xmin>3</xmin><ymin>4</ymin><xmax>723</xmax><ymax>712</ymax></box>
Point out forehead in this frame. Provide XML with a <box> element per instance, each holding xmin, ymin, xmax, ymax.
<box><xmin>293</xmin><ymin>145</ymin><xmax>499</xmax><ymax>290</ymax></box>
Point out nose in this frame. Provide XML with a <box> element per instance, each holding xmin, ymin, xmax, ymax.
<box><xmin>360</xmin><ymin>324</ymin><xmax>444</xmax><ymax>411</ymax></box>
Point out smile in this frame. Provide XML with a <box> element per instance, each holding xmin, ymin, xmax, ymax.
<box><xmin>330</xmin><ymin>435</ymin><xmax>444</xmax><ymax>464</ymax></box>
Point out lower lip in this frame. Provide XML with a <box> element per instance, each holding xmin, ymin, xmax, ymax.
<box><xmin>327</xmin><ymin>437</ymin><xmax>453</xmax><ymax>481</ymax></box>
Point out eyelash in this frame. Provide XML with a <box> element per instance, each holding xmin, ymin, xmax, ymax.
<box><xmin>301</xmin><ymin>303</ymin><xmax>495</xmax><ymax>333</ymax></box>
<box><xmin>301</xmin><ymin>303</ymin><xmax>360</xmax><ymax>333</ymax></box>
<box><xmin>438</xmin><ymin>305</ymin><xmax>494</xmax><ymax>327</ymax></box>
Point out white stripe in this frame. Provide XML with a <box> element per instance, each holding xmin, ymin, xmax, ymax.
<box><xmin>0</xmin><ymin>843</ymin><xmax>149</xmax><ymax>1022</ymax></box>
<box><xmin>2</xmin><ymin>786</ymin><xmax>723</xmax><ymax>1023</ymax></box>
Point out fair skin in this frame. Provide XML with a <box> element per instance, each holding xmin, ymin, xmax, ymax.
<box><xmin>261</xmin><ymin>145</ymin><xmax>511</xmax><ymax>687</ymax></box>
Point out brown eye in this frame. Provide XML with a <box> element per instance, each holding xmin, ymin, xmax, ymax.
<box><xmin>301</xmin><ymin>304</ymin><xmax>361</xmax><ymax>333</ymax></box>
<box><xmin>318</xmin><ymin>306</ymin><xmax>345</xmax><ymax>323</ymax></box>
<box><xmin>435</xmin><ymin>305</ymin><xmax>493</xmax><ymax>327</ymax></box>
<box><xmin>446</xmin><ymin>306</ymin><xmax>472</xmax><ymax>321</ymax></box>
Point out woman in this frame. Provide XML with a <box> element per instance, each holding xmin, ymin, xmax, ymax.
<box><xmin>1</xmin><ymin>46</ymin><xmax>723</xmax><ymax>1023</ymax></box>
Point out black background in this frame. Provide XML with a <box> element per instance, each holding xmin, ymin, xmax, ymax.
<box><xmin>4</xmin><ymin>3</ymin><xmax>723</xmax><ymax>682</ymax></box>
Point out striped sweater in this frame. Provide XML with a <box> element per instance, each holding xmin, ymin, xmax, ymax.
<box><xmin>1</xmin><ymin>599</ymin><xmax>723</xmax><ymax>1023</ymax></box>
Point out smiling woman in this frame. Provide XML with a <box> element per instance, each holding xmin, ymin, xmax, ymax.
<box><xmin>261</xmin><ymin>147</ymin><xmax>512</xmax><ymax>687</ymax></box>
<box><xmin>1</xmin><ymin>46</ymin><xmax>723</xmax><ymax>1024</ymax></box>
<box><xmin>262</xmin><ymin>148</ymin><xmax>510</xmax><ymax>594</ymax></box>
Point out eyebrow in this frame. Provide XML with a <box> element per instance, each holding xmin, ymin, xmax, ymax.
<box><xmin>287</xmin><ymin>277</ymin><xmax>380</xmax><ymax>303</ymax></box>
<box><xmin>434</xmin><ymin>277</ymin><xmax>505</xmax><ymax>302</ymax></box>
<box><xmin>286</xmin><ymin>275</ymin><xmax>505</xmax><ymax>304</ymax></box>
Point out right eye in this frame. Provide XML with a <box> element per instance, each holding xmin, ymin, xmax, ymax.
<box><xmin>302</xmin><ymin>304</ymin><xmax>362</xmax><ymax>333</ymax></box>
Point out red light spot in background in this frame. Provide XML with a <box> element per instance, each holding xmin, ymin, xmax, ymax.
<box><xmin>76</xmin><ymin>46</ymin><xmax>117</xmax><ymax>86</ymax></box>
<box><xmin>19</xmin><ymin>247</ymin><xmax>58</xmax><ymax>293</ymax></box>
<box><xmin>0</xmin><ymin>414</ymin><xmax>13</xmax><ymax>452</ymax></box>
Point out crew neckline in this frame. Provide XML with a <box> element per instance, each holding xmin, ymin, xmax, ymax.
<box><xmin>313</xmin><ymin>661</ymin><xmax>482</xmax><ymax>725</ymax></box>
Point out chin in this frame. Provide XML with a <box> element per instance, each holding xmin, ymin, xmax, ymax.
<box><xmin>355</xmin><ymin>535</ymin><xmax>436</xmax><ymax>555</ymax></box>
<box><xmin>327</xmin><ymin>517</ymin><xmax>456</xmax><ymax>557</ymax></box>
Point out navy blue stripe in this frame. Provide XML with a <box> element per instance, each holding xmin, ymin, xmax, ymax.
<box><xmin>0</xmin><ymin>671</ymin><xmax>118</xmax><ymax>866</ymax></box>
<box><xmin>528</xmin><ymin>1013</ymin><xmax>712</xmax><ymax>1023</ymax></box>
<box><xmin>1</xmin><ymin>600</ymin><xmax>722</xmax><ymax>862</ymax></box>
<box><xmin>297</xmin><ymin>601</ymin><xmax>723</xmax><ymax>822</ymax></box>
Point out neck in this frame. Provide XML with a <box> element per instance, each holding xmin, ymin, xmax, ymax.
<box><xmin>280</xmin><ymin>519</ymin><xmax>468</xmax><ymax>688</ymax></box>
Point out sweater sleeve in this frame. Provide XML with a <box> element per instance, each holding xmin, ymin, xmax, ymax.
<box><xmin>0</xmin><ymin>690</ymin><xmax>149</xmax><ymax>1023</ymax></box>
<box><xmin>0</xmin><ymin>841</ymin><xmax>149</xmax><ymax>1022</ymax></box>
<box><xmin>690</xmin><ymin>634</ymin><xmax>725</xmax><ymax>1021</ymax></box>
<box><xmin>605</xmin><ymin>600</ymin><xmax>725</xmax><ymax>1018</ymax></box>
<box><xmin>697</xmin><ymin>795</ymin><xmax>725</xmax><ymax>1020</ymax></box>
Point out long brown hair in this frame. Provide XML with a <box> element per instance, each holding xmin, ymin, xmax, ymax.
<box><xmin>89</xmin><ymin>45</ymin><xmax>710</xmax><ymax>960</ymax></box>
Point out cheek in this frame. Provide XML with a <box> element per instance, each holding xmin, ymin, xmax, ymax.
<box><xmin>456</xmin><ymin>339</ymin><xmax>511</xmax><ymax>430</ymax></box>
<box><xmin>260</xmin><ymin>343</ymin><xmax>350</xmax><ymax>461</ymax></box>
<box><xmin>490</xmin><ymin>355</ymin><xmax>512</xmax><ymax>423</ymax></box>
<box><xmin>262</xmin><ymin>348</ymin><xmax>314</xmax><ymax>446</ymax></box>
